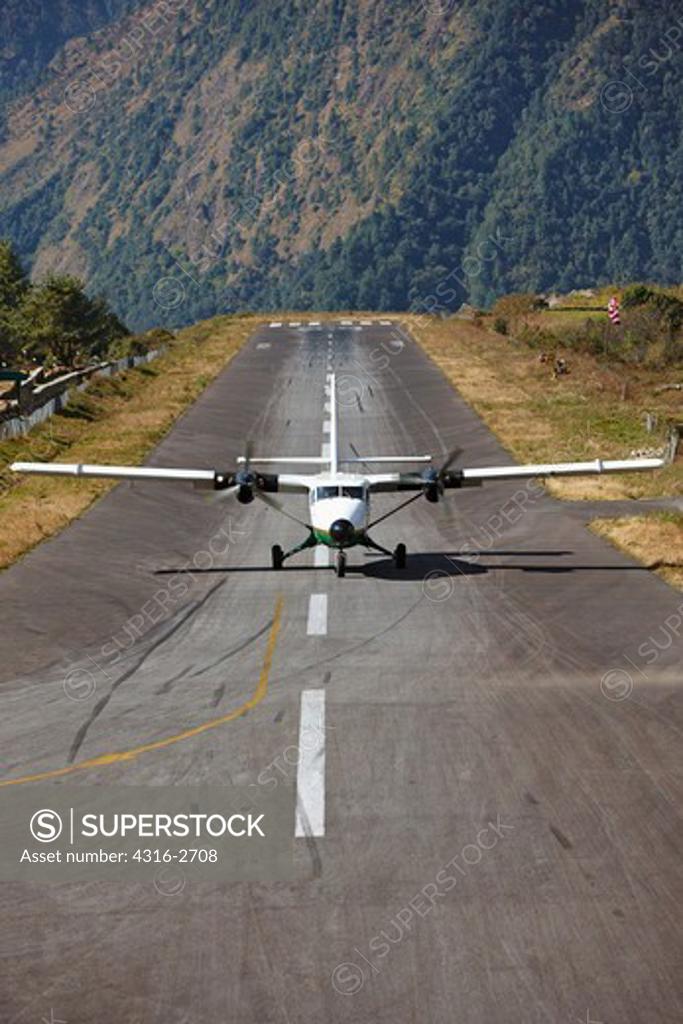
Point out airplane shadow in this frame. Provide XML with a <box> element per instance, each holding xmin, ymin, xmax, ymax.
<box><xmin>152</xmin><ymin>550</ymin><xmax>651</xmax><ymax>579</ymax></box>
<box><xmin>360</xmin><ymin>552</ymin><xmax>650</xmax><ymax>581</ymax></box>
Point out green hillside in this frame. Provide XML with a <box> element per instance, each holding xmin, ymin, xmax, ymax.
<box><xmin>0</xmin><ymin>0</ymin><xmax>680</xmax><ymax>328</ymax></box>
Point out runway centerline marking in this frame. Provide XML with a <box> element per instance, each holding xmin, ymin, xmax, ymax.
<box><xmin>295</xmin><ymin>689</ymin><xmax>326</xmax><ymax>838</ymax></box>
<box><xmin>314</xmin><ymin>546</ymin><xmax>330</xmax><ymax>568</ymax></box>
<box><xmin>0</xmin><ymin>598</ymin><xmax>284</xmax><ymax>787</ymax></box>
<box><xmin>307</xmin><ymin>594</ymin><xmax>328</xmax><ymax>636</ymax></box>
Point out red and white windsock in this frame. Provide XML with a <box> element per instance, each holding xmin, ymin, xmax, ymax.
<box><xmin>608</xmin><ymin>295</ymin><xmax>620</xmax><ymax>325</ymax></box>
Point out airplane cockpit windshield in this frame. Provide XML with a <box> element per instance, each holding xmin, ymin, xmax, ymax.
<box><xmin>312</xmin><ymin>485</ymin><xmax>365</xmax><ymax>502</ymax></box>
<box><xmin>315</xmin><ymin>486</ymin><xmax>340</xmax><ymax>501</ymax></box>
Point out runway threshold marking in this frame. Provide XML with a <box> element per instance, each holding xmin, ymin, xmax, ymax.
<box><xmin>307</xmin><ymin>594</ymin><xmax>328</xmax><ymax>635</ymax></box>
<box><xmin>0</xmin><ymin>598</ymin><xmax>284</xmax><ymax>787</ymax></box>
<box><xmin>294</xmin><ymin>689</ymin><xmax>326</xmax><ymax>838</ymax></box>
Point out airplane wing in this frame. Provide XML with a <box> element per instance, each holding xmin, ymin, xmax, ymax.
<box><xmin>10</xmin><ymin>461</ymin><xmax>311</xmax><ymax>494</ymax></box>
<box><xmin>11</xmin><ymin>461</ymin><xmax>220</xmax><ymax>484</ymax></box>
<box><xmin>367</xmin><ymin>456</ymin><xmax>666</xmax><ymax>492</ymax></box>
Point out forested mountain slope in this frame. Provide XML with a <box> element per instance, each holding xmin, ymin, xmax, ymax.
<box><xmin>0</xmin><ymin>1</ymin><xmax>143</xmax><ymax>108</ymax></box>
<box><xmin>0</xmin><ymin>0</ymin><xmax>679</xmax><ymax>328</ymax></box>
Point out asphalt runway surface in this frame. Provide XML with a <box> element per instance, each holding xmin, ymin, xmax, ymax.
<box><xmin>0</xmin><ymin>321</ymin><xmax>681</xmax><ymax>1023</ymax></box>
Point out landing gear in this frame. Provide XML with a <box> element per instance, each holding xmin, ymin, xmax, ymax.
<box><xmin>271</xmin><ymin>544</ymin><xmax>284</xmax><ymax>570</ymax></box>
<box><xmin>363</xmin><ymin>533</ymin><xmax>407</xmax><ymax>570</ymax></box>
<box><xmin>272</xmin><ymin>531</ymin><xmax>318</xmax><ymax>570</ymax></box>
<box><xmin>335</xmin><ymin>550</ymin><xmax>347</xmax><ymax>578</ymax></box>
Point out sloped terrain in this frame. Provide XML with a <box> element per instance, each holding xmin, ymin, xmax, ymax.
<box><xmin>0</xmin><ymin>0</ymin><xmax>681</xmax><ymax>327</ymax></box>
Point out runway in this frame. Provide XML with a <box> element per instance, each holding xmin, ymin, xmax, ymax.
<box><xmin>0</xmin><ymin>321</ymin><xmax>681</xmax><ymax>1022</ymax></box>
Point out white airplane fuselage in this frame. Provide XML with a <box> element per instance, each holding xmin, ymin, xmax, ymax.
<box><xmin>307</xmin><ymin>475</ymin><xmax>369</xmax><ymax>548</ymax></box>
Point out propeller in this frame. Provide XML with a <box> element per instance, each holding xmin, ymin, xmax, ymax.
<box><xmin>254</xmin><ymin>489</ymin><xmax>311</xmax><ymax>528</ymax></box>
<box><xmin>422</xmin><ymin>447</ymin><xmax>463</xmax><ymax>502</ymax></box>
<box><xmin>349</xmin><ymin>442</ymin><xmax>371</xmax><ymax>471</ymax></box>
<box><xmin>234</xmin><ymin>439</ymin><xmax>256</xmax><ymax>504</ymax></box>
<box><xmin>202</xmin><ymin>440</ymin><xmax>256</xmax><ymax>504</ymax></box>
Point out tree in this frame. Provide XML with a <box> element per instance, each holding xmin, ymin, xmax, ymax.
<box><xmin>0</xmin><ymin>240</ymin><xmax>29</xmax><ymax>309</ymax></box>
<box><xmin>18</xmin><ymin>275</ymin><xmax>129</xmax><ymax>367</ymax></box>
<box><xmin>0</xmin><ymin>241</ymin><xmax>29</xmax><ymax>365</ymax></box>
<box><xmin>0</xmin><ymin>311</ymin><xmax>18</xmax><ymax>364</ymax></box>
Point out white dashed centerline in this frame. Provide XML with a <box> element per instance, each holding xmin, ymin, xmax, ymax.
<box><xmin>297</xmin><ymin>375</ymin><xmax>333</xmax><ymax>837</ymax></box>
<box><xmin>295</xmin><ymin>690</ymin><xmax>326</xmax><ymax>838</ymax></box>
<box><xmin>306</xmin><ymin>594</ymin><xmax>328</xmax><ymax>635</ymax></box>
<box><xmin>314</xmin><ymin>546</ymin><xmax>330</xmax><ymax>568</ymax></box>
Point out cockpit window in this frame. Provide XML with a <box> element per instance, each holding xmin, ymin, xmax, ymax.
<box><xmin>341</xmin><ymin>486</ymin><xmax>364</xmax><ymax>499</ymax></box>
<box><xmin>315</xmin><ymin>486</ymin><xmax>339</xmax><ymax>501</ymax></box>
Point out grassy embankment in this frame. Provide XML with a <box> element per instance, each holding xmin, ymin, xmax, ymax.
<box><xmin>408</xmin><ymin>312</ymin><xmax>682</xmax><ymax>589</ymax></box>
<box><xmin>0</xmin><ymin>314</ymin><xmax>265</xmax><ymax>570</ymax></box>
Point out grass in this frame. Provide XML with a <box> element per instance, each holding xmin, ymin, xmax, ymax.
<box><xmin>591</xmin><ymin>513</ymin><xmax>683</xmax><ymax>590</ymax></box>
<box><xmin>0</xmin><ymin>314</ymin><xmax>264</xmax><ymax>570</ymax></box>
<box><xmin>408</xmin><ymin>313</ymin><xmax>682</xmax><ymax>588</ymax></box>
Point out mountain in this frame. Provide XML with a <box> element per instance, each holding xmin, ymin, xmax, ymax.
<box><xmin>0</xmin><ymin>0</ymin><xmax>680</xmax><ymax>329</ymax></box>
<box><xmin>0</xmin><ymin>1</ymin><xmax>143</xmax><ymax>107</ymax></box>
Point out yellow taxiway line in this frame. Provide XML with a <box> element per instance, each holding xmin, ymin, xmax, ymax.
<box><xmin>0</xmin><ymin>596</ymin><xmax>284</xmax><ymax>788</ymax></box>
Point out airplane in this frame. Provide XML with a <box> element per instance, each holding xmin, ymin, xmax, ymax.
<box><xmin>11</xmin><ymin>373</ymin><xmax>667</xmax><ymax>577</ymax></box>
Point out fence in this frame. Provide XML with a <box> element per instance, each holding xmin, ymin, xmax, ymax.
<box><xmin>0</xmin><ymin>348</ymin><xmax>164</xmax><ymax>440</ymax></box>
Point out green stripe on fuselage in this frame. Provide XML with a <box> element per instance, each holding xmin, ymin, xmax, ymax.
<box><xmin>313</xmin><ymin>527</ymin><xmax>362</xmax><ymax>549</ymax></box>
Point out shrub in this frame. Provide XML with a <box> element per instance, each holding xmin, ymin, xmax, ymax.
<box><xmin>492</xmin><ymin>292</ymin><xmax>541</xmax><ymax>322</ymax></box>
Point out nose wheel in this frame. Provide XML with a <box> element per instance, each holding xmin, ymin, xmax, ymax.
<box><xmin>335</xmin><ymin>550</ymin><xmax>347</xmax><ymax>577</ymax></box>
<box><xmin>271</xmin><ymin>544</ymin><xmax>284</xmax><ymax>570</ymax></box>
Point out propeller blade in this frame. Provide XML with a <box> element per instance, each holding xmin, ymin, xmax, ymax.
<box><xmin>204</xmin><ymin>483</ymin><xmax>239</xmax><ymax>505</ymax></box>
<box><xmin>242</xmin><ymin>439</ymin><xmax>254</xmax><ymax>473</ymax></box>
<box><xmin>254</xmin><ymin>490</ymin><xmax>311</xmax><ymax>528</ymax></box>
<box><xmin>349</xmin><ymin>442</ymin><xmax>371</xmax><ymax>470</ymax></box>
<box><xmin>438</xmin><ymin>447</ymin><xmax>463</xmax><ymax>478</ymax></box>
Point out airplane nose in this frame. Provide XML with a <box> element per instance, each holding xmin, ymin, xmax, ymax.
<box><xmin>329</xmin><ymin>518</ymin><xmax>355</xmax><ymax>546</ymax></box>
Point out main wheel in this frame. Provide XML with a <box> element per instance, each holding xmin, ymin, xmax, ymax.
<box><xmin>271</xmin><ymin>544</ymin><xmax>284</xmax><ymax>571</ymax></box>
<box><xmin>335</xmin><ymin>551</ymin><xmax>347</xmax><ymax>578</ymax></box>
<box><xmin>394</xmin><ymin>543</ymin><xmax>407</xmax><ymax>569</ymax></box>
